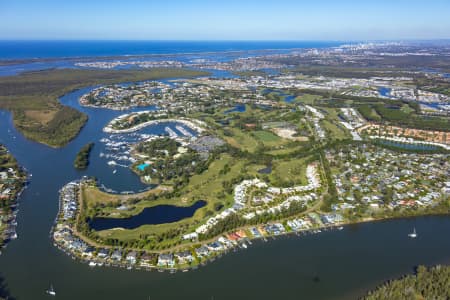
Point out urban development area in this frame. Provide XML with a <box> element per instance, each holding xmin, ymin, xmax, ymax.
<box><xmin>1</xmin><ymin>43</ymin><xmax>449</xmax><ymax>287</ymax></box>
<box><xmin>41</xmin><ymin>43</ymin><xmax>450</xmax><ymax>273</ymax></box>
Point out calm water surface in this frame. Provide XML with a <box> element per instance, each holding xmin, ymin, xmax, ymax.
<box><xmin>90</xmin><ymin>201</ymin><xmax>207</xmax><ymax>231</ymax></box>
<box><xmin>0</xmin><ymin>85</ymin><xmax>449</xmax><ymax>300</ymax></box>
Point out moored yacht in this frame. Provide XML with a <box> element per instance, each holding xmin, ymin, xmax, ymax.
<box><xmin>46</xmin><ymin>284</ymin><xmax>56</xmax><ymax>296</ymax></box>
<box><xmin>408</xmin><ymin>227</ymin><xmax>417</xmax><ymax>238</ymax></box>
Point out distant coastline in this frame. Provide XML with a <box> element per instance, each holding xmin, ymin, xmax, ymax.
<box><xmin>0</xmin><ymin>40</ymin><xmax>344</xmax><ymax>61</ymax></box>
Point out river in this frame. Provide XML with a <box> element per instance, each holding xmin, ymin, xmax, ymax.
<box><xmin>0</xmin><ymin>87</ymin><xmax>450</xmax><ymax>300</ymax></box>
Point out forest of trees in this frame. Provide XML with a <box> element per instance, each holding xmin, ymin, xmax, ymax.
<box><xmin>74</xmin><ymin>142</ymin><xmax>94</xmax><ymax>170</ymax></box>
<box><xmin>14</xmin><ymin>106</ymin><xmax>88</xmax><ymax>148</ymax></box>
<box><xmin>363</xmin><ymin>265</ymin><xmax>450</xmax><ymax>300</ymax></box>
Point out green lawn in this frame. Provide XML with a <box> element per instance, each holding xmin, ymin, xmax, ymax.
<box><xmin>253</xmin><ymin>130</ymin><xmax>281</xmax><ymax>143</ymax></box>
<box><xmin>94</xmin><ymin>153</ymin><xmax>247</xmax><ymax>243</ymax></box>
<box><xmin>222</xmin><ymin>128</ymin><xmax>260</xmax><ymax>152</ymax></box>
<box><xmin>295</xmin><ymin>94</ymin><xmax>323</xmax><ymax>105</ymax></box>
<box><xmin>269</xmin><ymin>157</ymin><xmax>309</xmax><ymax>187</ymax></box>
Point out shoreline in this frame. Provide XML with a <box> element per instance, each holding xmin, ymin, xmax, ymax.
<box><xmin>50</xmin><ymin>179</ymin><xmax>450</xmax><ymax>273</ymax></box>
<box><xmin>0</xmin><ymin>163</ymin><xmax>28</xmax><ymax>255</ymax></box>
<box><xmin>103</xmin><ymin>114</ymin><xmax>207</xmax><ymax>134</ymax></box>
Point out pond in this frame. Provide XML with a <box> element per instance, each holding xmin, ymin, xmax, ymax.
<box><xmin>376</xmin><ymin>138</ymin><xmax>441</xmax><ymax>151</ymax></box>
<box><xmin>224</xmin><ymin>104</ymin><xmax>246</xmax><ymax>114</ymax></box>
<box><xmin>262</xmin><ymin>88</ymin><xmax>296</xmax><ymax>103</ymax></box>
<box><xmin>89</xmin><ymin>200</ymin><xmax>207</xmax><ymax>231</ymax></box>
<box><xmin>258</xmin><ymin>164</ymin><xmax>272</xmax><ymax>174</ymax></box>
<box><xmin>378</xmin><ymin>87</ymin><xmax>391</xmax><ymax>97</ymax></box>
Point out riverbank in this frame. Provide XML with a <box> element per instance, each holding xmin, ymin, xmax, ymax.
<box><xmin>363</xmin><ymin>264</ymin><xmax>450</xmax><ymax>299</ymax></box>
<box><xmin>0</xmin><ymin>68</ymin><xmax>209</xmax><ymax>147</ymax></box>
<box><xmin>104</xmin><ymin>113</ymin><xmax>207</xmax><ymax>134</ymax></box>
<box><xmin>51</xmin><ymin>179</ymin><xmax>450</xmax><ymax>273</ymax></box>
<box><xmin>0</xmin><ymin>145</ymin><xmax>27</xmax><ymax>254</ymax></box>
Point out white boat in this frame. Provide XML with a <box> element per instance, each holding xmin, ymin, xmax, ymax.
<box><xmin>337</xmin><ymin>226</ymin><xmax>344</xmax><ymax>231</ymax></box>
<box><xmin>241</xmin><ymin>243</ymin><xmax>247</xmax><ymax>249</ymax></box>
<box><xmin>408</xmin><ymin>227</ymin><xmax>417</xmax><ymax>238</ymax></box>
<box><xmin>113</xmin><ymin>170</ymin><xmax>117</xmax><ymax>174</ymax></box>
<box><xmin>107</xmin><ymin>160</ymin><xmax>117</xmax><ymax>166</ymax></box>
<box><xmin>46</xmin><ymin>284</ymin><xmax>56</xmax><ymax>296</ymax></box>
<box><xmin>89</xmin><ymin>261</ymin><xmax>97</xmax><ymax>267</ymax></box>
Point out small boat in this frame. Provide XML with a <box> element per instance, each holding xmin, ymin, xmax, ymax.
<box><xmin>89</xmin><ymin>261</ymin><xmax>97</xmax><ymax>267</ymax></box>
<box><xmin>241</xmin><ymin>243</ymin><xmax>247</xmax><ymax>249</ymax></box>
<box><xmin>337</xmin><ymin>226</ymin><xmax>344</xmax><ymax>231</ymax></box>
<box><xmin>107</xmin><ymin>160</ymin><xmax>117</xmax><ymax>166</ymax></box>
<box><xmin>408</xmin><ymin>227</ymin><xmax>417</xmax><ymax>238</ymax></box>
<box><xmin>113</xmin><ymin>170</ymin><xmax>117</xmax><ymax>174</ymax></box>
<box><xmin>46</xmin><ymin>284</ymin><xmax>56</xmax><ymax>296</ymax></box>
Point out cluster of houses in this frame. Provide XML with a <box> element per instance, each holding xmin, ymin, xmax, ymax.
<box><xmin>326</xmin><ymin>144</ymin><xmax>450</xmax><ymax>212</ymax></box>
<box><xmin>59</xmin><ymin>181</ymin><xmax>78</xmax><ymax>221</ymax></box>
<box><xmin>80</xmin><ymin>80</ymin><xmax>241</xmax><ymax>115</ymax></box>
<box><xmin>304</xmin><ymin>105</ymin><xmax>326</xmax><ymax>140</ymax></box>
<box><xmin>358</xmin><ymin>123</ymin><xmax>450</xmax><ymax>150</ymax></box>
<box><xmin>53</xmin><ymin>177</ymin><xmax>345</xmax><ymax>272</ymax></box>
<box><xmin>75</xmin><ymin>60</ymin><xmax>185</xmax><ymax>70</ymax></box>
<box><xmin>188</xmin><ymin>163</ymin><xmax>321</xmax><ymax>237</ymax></box>
<box><xmin>48</xmin><ymin>165</ymin><xmax>335</xmax><ymax>272</ymax></box>
<box><xmin>153</xmin><ymin>211</ymin><xmax>345</xmax><ymax>269</ymax></box>
<box><xmin>0</xmin><ymin>148</ymin><xmax>25</xmax><ymax>250</ymax></box>
<box><xmin>339</xmin><ymin>108</ymin><xmax>365</xmax><ymax>141</ymax></box>
<box><xmin>79</xmin><ymin>81</ymin><xmax>171</xmax><ymax>110</ymax></box>
<box><xmin>195</xmin><ymin>73</ymin><xmax>448</xmax><ymax>107</ymax></box>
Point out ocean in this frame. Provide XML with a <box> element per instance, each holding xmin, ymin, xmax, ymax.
<box><xmin>0</xmin><ymin>40</ymin><xmax>343</xmax><ymax>60</ymax></box>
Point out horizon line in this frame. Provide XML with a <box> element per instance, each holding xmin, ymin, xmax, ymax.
<box><xmin>1</xmin><ymin>38</ymin><xmax>450</xmax><ymax>42</ymax></box>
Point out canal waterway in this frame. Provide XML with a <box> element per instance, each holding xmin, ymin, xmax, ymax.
<box><xmin>0</xmin><ymin>85</ymin><xmax>449</xmax><ymax>300</ymax></box>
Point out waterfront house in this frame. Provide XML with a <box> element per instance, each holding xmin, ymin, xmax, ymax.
<box><xmin>207</xmin><ymin>242</ymin><xmax>223</xmax><ymax>252</ymax></box>
<box><xmin>83</xmin><ymin>246</ymin><xmax>95</xmax><ymax>258</ymax></box>
<box><xmin>175</xmin><ymin>251</ymin><xmax>194</xmax><ymax>264</ymax></box>
<box><xmin>126</xmin><ymin>251</ymin><xmax>137</xmax><ymax>264</ymax></box>
<box><xmin>111</xmin><ymin>250</ymin><xmax>122</xmax><ymax>261</ymax></box>
<box><xmin>195</xmin><ymin>246</ymin><xmax>209</xmax><ymax>257</ymax></box>
<box><xmin>139</xmin><ymin>253</ymin><xmax>155</xmax><ymax>268</ymax></box>
<box><xmin>97</xmin><ymin>248</ymin><xmax>109</xmax><ymax>258</ymax></box>
<box><xmin>249</xmin><ymin>227</ymin><xmax>262</xmax><ymax>238</ymax></box>
<box><xmin>158</xmin><ymin>253</ymin><xmax>174</xmax><ymax>267</ymax></box>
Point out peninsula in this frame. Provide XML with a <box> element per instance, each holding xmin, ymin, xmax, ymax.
<box><xmin>50</xmin><ymin>59</ymin><xmax>450</xmax><ymax>271</ymax></box>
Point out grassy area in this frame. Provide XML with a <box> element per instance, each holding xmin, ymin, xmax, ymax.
<box><xmin>320</xmin><ymin>108</ymin><xmax>351</xmax><ymax>140</ymax></box>
<box><xmin>81</xmin><ymin>184</ymin><xmax>170</xmax><ymax>211</ymax></box>
<box><xmin>294</xmin><ymin>93</ymin><xmax>323</xmax><ymax>105</ymax></box>
<box><xmin>356</xmin><ymin>102</ymin><xmax>450</xmax><ymax>131</ymax></box>
<box><xmin>253</xmin><ymin>130</ymin><xmax>281</xmax><ymax>143</ymax></box>
<box><xmin>222</xmin><ymin>128</ymin><xmax>260</xmax><ymax>152</ymax></box>
<box><xmin>269</xmin><ymin>157</ymin><xmax>308</xmax><ymax>187</ymax></box>
<box><xmin>90</xmin><ymin>153</ymin><xmax>247</xmax><ymax>245</ymax></box>
<box><xmin>0</xmin><ymin>68</ymin><xmax>208</xmax><ymax>147</ymax></box>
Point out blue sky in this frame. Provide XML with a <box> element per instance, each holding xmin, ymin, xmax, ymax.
<box><xmin>1</xmin><ymin>0</ymin><xmax>449</xmax><ymax>40</ymax></box>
